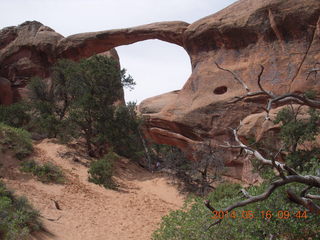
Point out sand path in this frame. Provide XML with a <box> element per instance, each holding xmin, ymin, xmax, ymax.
<box><xmin>2</xmin><ymin>139</ymin><xmax>184</xmax><ymax>240</ymax></box>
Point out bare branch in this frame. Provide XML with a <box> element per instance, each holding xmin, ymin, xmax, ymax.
<box><xmin>215</xmin><ymin>62</ymin><xmax>250</xmax><ymax>92</ymax></box>
<box><xmin>300</xmin><ymin>186</ymin><xmax>313</xmax><ymax>197</ymax></box>
<box><xmin>234</xmin><ymin>91</ymin><xmax>320</xmax><ymax>120</ymax></box>
<box><xmin>257</xmin><ymin>65</ymin><xmax>275</xmax><ymax>98</ymax></box>
<box><xmin>206</xmin><ymin>62</ymin><xmax>320</xmax><ymax>225</ymax></box>
<box><xmin>272</xmin><ymin>157</ymin><xmax>286</xmax><ymax>179</ymax></box>
<box><xmin>265</xmin><ymin>99</ymin><xmax>273</xmax><ymax>120</ymax></box>
<box><xmin>232</xmin><ymin>127</ymin><xmax>300</xmax><ymax>176</ymax></box>
<box><xmin>225</xmin><ymin>175</ymin><xmax>320</xmax><ymax>210</ymax></box>
<box><xmin>305</xmin><ymin>194</ymin><xmax>320</xmax><ymax>200</ymax></box>
<box><xmin>282</xmin><ymin>165</ymin><xmax>299</xmax><ymax>176</ymax></box>
<box><xmin>215</xmin><ymin>62</ymin><xmax>320</xmax><ymax>113</ymax></box>
<box><xmin>308</xmin><ymin>63</ymin><xmax>320</xmax><ymax>76</ymax></box>
<box><xmin>232</xmin><ymin>128</ymin><xmax>286</xmax><ymax>170</ymax></box>
<box><xmin>204</xmin><ymin>200</ymin><xmax>216</xmax><ymax>212</ymax></box>
<box><xmin>273</xmin><ymin>145</ymin><xmax>284</xmax><ymax>160</ymax></box>
<box><xmin>240</xmin><ymin>189</ymin><xmax>252</xmax><ymax>198</ymax></box>
<box><xmin>257</xmin><ymin>65</ymin><xmax>264</xmax><ymax>91</ymax></box>
<box><xmin>271</xmin><ymin>93</ymin><xmax>320</xmax><ymax>109</ymax></box>
<box><xmin>306</xmin><ymin>66</ymin><xmax>320</xmax><ymax>81</ymax></box>
<box><xmin>300</xmin><ymin>184</ymin><xmax>320</xmax><ymax>201</ymax></box>
<box><xmin>287</xmin><ymin>189</ymin><xmax>320</xmax><ymax>215</ymax></box>
<box><xmin>204</xmin><ymin>200</ymin><xmax>222</xmax><ymax>229</ymax></box>
<box><xmin>271</xmin><ymin>146</ymin><xmax>287</xmax><ymax>179</ymax></box>
<box><xmin>205</xmin><ymin>175</ymin><xmax>320</xmax><ymax>224</ymax></box>
<box><xmin>228</xmin><ymin>91</ymin><xmax>268</xmax><ymax>104</ymax></box>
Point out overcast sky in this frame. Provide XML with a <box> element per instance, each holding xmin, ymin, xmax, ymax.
<box><xmin>1</xmin><ymin>0</ymin><xmax>237</xmax><ymax>103</ymax></box>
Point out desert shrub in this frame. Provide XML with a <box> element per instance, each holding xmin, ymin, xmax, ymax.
<box><xmin>0</xmin><ymin>181</ymin><xmax>41</xmax><ymax>240</ymax></box>
<box><xmin>27</xmin><ymin>56</ymin><xmax>135</xmax><ymax>156</ymax></box>
<box><xmin>20</xmin><ymin>160</ymin><xmax>65</xmax><ymax>184</ymax></box>
<box><xmin>67</xmin><ymin>56</ymin><xmax>135</xmax><ymax>156</ymax></box>
<box><xmin>273</xmin><ymin>106</ymin><xmax>320</xmax><ymax>172</ymax></box>
<box><xmin>274</xmin><ymin>107</ymin><xmax>320</xmax><ymax>149</ymax></box>
<box><xmin>0</xmin><ymin>102</ymin><xmax>30</xmax><ymax>128</ymax></box>
<box><xmin>88</xmin><ymin>152</ymin><xmax>118</xmax><ymax>189</ymax></box>
<box><xmin>0</xmin><ymin>123</ymin><xmax>33</xmax><ymax>159</ymax></box>
<box><xmin>147</xmin><ymin>142</ymin><xmax>224</xmax><ymax>195</ymax></box>
<box><xmin>27</xmin><ymin>76</ymin><xmax>75</xmax><ymax>139</ymax></box>
<box><xmin>152</xmin><ymin>183</ymin><xmax>320</xmax><ymax>240</ymax></box>
<box><xmin>107</xmin><ymin>102</ymin><xmax>144</xmax><ymax>159</ymax></box>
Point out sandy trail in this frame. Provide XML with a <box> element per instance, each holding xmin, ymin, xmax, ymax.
<box><xmin>1</xmin><ymin>139</ymin><xmax>184</xmax><ymax>240</ymax></box>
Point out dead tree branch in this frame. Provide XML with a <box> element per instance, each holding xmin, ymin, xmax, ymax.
<box><xmin>232</xmin><ymin>128</ymin><xmax>286</xmax><ymax>170</ymax></box>
<box><xmin>305</xmin><ymin>194</ymin><xmax>320</xmax><ymax>200</ymax></box>
<box><xmin>204</xmin><ymin>199</ymin><xmax>216</xmax><ymax>212</ymax></box>
<box><xmin>287</xmin><ymin>189</ymin><xmax>320</xmax><ymax>215</ymax></box>
<box><xmin>240</xmin><ymin>189</ymin><xmax>252</xmax><ymax>198</ymax></box>
<box><xmin>257</xmin><ymin>65</ymin><xmax>275</xmax><ymax>98</ymax></box>
<box><xmin>204</xmin><ymin>200</ymin><xmax>223</xmax><ymax>228</ymax></box>
<box><xmin>263</xmin><ymin>93</ymin><xmax>320</xmax><ymax>120</ymax></box>
<box><xmin>206</xmin><ymin>63</ymin><xmax>320</xmax><ymax>224</ymax></box>
<box><xmin>301</xmin><ymin>186</ymin><xmax>313</xmax><ymax>197</ymax></box>
<box><xmin>306</xmin><ymin>62</ymin><xmax>320</xmax><ymax>80</ymax></box>
<box><xmin>205</xmin><ymin>175</ymin><xmax>320</xmax><ymax>222</ymax></box>
<box><xmin>215</xmin><ymin>62</ymin><xmax>250</xmax><ymax>92</ymax></box>
<box><xmin>215</xmin><ymin>63</ymin><xmax>320</xmax><ymax>119</ymax></box>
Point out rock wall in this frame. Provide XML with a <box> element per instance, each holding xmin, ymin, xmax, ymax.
<box><xmin>139</xmin><ymin>0</ymin><xmax>320</xmax><ymax>181</ymax></box>
<box><xmin>0</xmin><ymin>0</ymin><xmax>319</xmax><ymax>182</ymax></box>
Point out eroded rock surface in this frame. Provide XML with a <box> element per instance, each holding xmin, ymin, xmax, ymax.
<box><xmin>140</xmin><ymin>0</ymin><xmax>320</xmax><ymax>181</ymax></box>
<box><xmin>57</xmin><ymin>21</ymin><xmax>189</xmax><ymax>60</ymax></box>
<box><xmin>1</xmin><ymin>0</ymin><xmax>319</xmax><ymax>182</ymax></box>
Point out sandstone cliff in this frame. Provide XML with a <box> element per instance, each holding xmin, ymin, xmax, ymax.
<box><xmin>140</xmin><ymin>0</ymin><xmax>320</xmax><ymax>181</ymax></box>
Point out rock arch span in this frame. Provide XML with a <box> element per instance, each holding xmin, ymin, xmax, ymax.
<box><xmin>0</xmin><ymin>20</ymin><xmax>190</xmax><ymax>103</ymax></box>
<box><xmin>56</xmin><ymin>21</ymin><xmax>190</xmax><ymax>60</ymax></box>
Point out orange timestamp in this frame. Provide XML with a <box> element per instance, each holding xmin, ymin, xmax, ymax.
<box><xmin>211</xmin><ymin>210</ymin><xmax>308</xmax><ymax>220</ymax></box>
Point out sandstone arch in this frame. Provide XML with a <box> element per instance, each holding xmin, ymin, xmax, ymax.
<box><xmin>0</xmin><ymin>20</ymin><xmax>190</xmax><ymax>104</ymax></box>
<box><xmin>56</xmin><ymin>21</ymin><xmax>190</xmax><ymax>60</ymax></box>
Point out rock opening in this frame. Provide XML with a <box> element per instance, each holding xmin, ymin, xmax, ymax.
<box><xmin>213</xmin><ymin>86</ymin><xmax>228</xmax><ymax>95</ymax></box>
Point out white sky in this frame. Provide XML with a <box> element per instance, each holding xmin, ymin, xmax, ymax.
<box><xmin>1</xmin><ymin>0</ymin><xmax>237</xmax><ymax>103</ymax></box>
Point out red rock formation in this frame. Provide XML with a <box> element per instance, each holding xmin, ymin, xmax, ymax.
<box><xmin>1</xmin><ymin>0</ymin><xmax>319</xmax><ymax>182</ymax></box>
<box><xmin>140</xmin><ymin>0</ymin><xmax>320</xmax><ymax>181</ymax></box>
<box><xmin>0</xmin><ymin>21</ymin><xmax>63</xmax><ymax>102</ymax></box>
<box><xmin>57</xmin><ymin>21</ymin><xmax>189</xmax><ymax>60</ymax></box>
<box><xmin>0</xmin><ymin>20</ymin><xmax>188</xmax><ymax>102</ymax></box>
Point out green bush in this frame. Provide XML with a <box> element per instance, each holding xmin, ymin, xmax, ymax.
<box><xmin>0</xmin><ymin>181</ymin><xmax>41</xmax><ymax>240</ymax></box>
<box><xmin>27</xmin><ymin>56</ymin><xmax>136</xmax><ymax>156</ymax></box>
<box><xmin>107</xmin><ymin>102</ymin><xmax>144</xmax><ymax>159</ymax></box>
<box><xmin>0</xmin><ymin>123</ymin><xmax>33</xmax><ymax>159</ymax></box>
<box><xmin>0</xmin><ymin>102</ymin><xmax>30</xmax><ymax>128</ymax></box>
<box><xmin>20</xmin><ymin>160</ymin><xmax>65</xmax><ymax>184</ymax></box>
<box><xmin>88</xmin><ymin>152</ymin><xmax>118</xmax><ymax>189</ymax></box>
<box><xmin>152</xmin><ymin>183</ymin><xmax>320</xmax><ymax>240</ymax></box>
